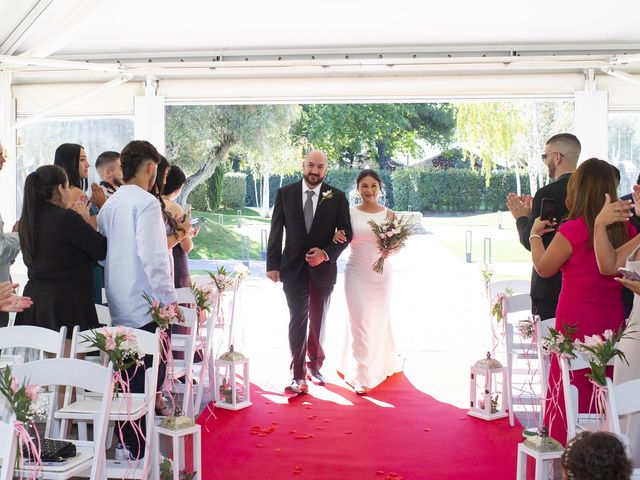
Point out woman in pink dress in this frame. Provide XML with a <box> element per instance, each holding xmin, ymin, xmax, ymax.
<box><xmin>529</xmin><ymin>158</ymin><xmax>635</xmax><ymax>445</ymax></box>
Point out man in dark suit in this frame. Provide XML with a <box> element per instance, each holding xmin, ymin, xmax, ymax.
<box><xmin>267</xmin><ymin>150</ymin><xmax>352</xmax><ymax>394</ymax></box>
<box><xmin>506</xmin><ymin>133</ymin><xmax>581</xmax><ymax>320</ymax></box>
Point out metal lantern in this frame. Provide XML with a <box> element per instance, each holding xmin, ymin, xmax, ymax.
<box><xmin>468</xmin><ymin>352</ymin><xmax>509</xmax><ymax>421</ymax></box>
<box><xmin>213</xmin><ymin>346</ymin><xmax>252</xmax><ymax>410</ymax></box>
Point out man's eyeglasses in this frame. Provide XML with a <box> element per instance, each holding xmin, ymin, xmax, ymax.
<box><xmin>541</xmin><ymin>152</ymin><xmax>564</xmax><ymax>161</ymax></box>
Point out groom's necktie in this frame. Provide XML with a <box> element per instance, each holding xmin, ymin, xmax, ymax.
<box><xmin>304</xmin><ymin>190</ymin><xmax>315</xmax><ymax>233</ymax></box>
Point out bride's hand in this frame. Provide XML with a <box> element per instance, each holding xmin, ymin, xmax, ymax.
<box><xmin>333</xmin><ymin>229</ymin><xmax>347</xmax><ymax>244</ymax></box>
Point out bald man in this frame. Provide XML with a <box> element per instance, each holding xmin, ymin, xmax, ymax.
<box><xmin>506</xmin><ymin>133</ymin><xmax>581</xmax><ymax>320</ymax></box>
<box><xmin>267</xmin><ymin>150</ymin><xmax>352</xmax><ymax>394</ymax></box>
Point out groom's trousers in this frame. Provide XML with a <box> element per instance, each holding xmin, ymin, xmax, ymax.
<box><xmin>283</xmin><ymin>280</ymin><xmax>333</xmax><ymax>380</ymax></box>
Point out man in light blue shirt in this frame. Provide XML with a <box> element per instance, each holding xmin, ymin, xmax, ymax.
<box><xmin>97</xmin><ymin>140</ymin><xmax>179</xmax><ymax>458</ymax></box>
<box><xmin>98</xmin><ymin>140</ymin><xmax>177</xmax><ymax>327</ymax></box>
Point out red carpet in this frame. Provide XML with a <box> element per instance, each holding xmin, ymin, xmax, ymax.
<box><xmin>197</xmin><ymin>373</ymin><xmax>526</xmax><ymax>479</ymax></box>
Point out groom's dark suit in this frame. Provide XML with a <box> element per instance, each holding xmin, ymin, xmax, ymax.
<box><xmin>267</xmin><ymin>180</ymin><xmax>352</xmax><ymax>380</ymax></box>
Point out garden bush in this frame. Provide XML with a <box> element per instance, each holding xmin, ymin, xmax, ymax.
<box><xmin>222</xmin><ymin>172</ymin><xmax>247</xmax><ymax>208</ymax></box>
<box><xmin>187</xmin><ymin>182</ymin><xmax>210</xmax><ymax>211</ymax></box>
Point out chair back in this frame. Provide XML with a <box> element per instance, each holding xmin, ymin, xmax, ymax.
<box><xmin>95</xmin><ymin>304</ymin><xmax>112</xmax><ymax>327</ymax></box>
<box><xmin>560</xmin><ymin>350</ymin><xmax>613</xmax><ymax>440</ymax></box>
<box><xmin>0</xmin><ymin>325</ymin><xmax>66</xmax><ymax>359</ymax></box>
<box><xmin>175</xmin><ymin>287</ymin><xmax>196</xmax><ymax>305</ymax></box>
<box><xmin>489</xmin><ymin>280</ymin><xmax>530</xmax><ymax>298</ymax></box>
<box><xmin>536</xmin><ymin>318</ymin><xmax>556</xmax><ymax>412</ymax></box>
<box><xmin>11</xmin><ymin>359</ymin><xmax>114</xmax><ymax>480</ymax></box>
<box><xmin>0</xmin><ymin>415</ymin><xmax>17</xmax><ymax>480</ymax></box>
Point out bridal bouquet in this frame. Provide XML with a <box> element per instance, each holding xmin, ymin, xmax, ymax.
<box><xmin>80</xmin><ymin>327</ymin><xmax>144</xmax><ymax>372</ymax></box>
<box><xmin>143</xmin><ymin>292</ymin><xmax>182</xmax><ymax>331</ymax></box>
<box><xmin>368</xmin><ymin>216</ymin><xmax>414</xmax><ymax>274</ymax></box>
<box><xmin>574</xmin><ymin>325</ymin><xmax>632</xmax><ymax>386</ymax></box>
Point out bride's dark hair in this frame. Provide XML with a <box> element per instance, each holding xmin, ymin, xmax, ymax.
<box><xmin>356</xmin><ymin>169</ymin><xmax>383</xmax><ymax>189</ymax></box>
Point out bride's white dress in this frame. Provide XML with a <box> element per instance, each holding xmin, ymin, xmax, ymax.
<box><xmin>340</xmin><ymin>206</ymin><xmax>402</xmax><ymax>389</ymax></box>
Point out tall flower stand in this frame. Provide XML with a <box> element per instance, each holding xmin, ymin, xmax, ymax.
<box><xmin>468</xmin><ymin>352</ymin><xmax>509</xmax><ymax>421</ymax></box>
<box><xmin>213</xmin><ymin>347</ymin><xmax>252</xmax><ymax>410</ymax></box>
<box><xmin>155</xmin><ymin>419</ymin><xmax>202</xmax><ymax>480</ymax></box>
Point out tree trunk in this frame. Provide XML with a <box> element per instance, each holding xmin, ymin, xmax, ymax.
<box><xmin>177</xmin><ymin>138</ymin><xmax>234</xmax><ymax>207</ymax></box>
<box><xmin>261</xmin><ymin>171</ymin><xmax>270</xmax><ymax>217</ymax></box>
<box><xmin>514</xmin><ymin>159</ymin><xmax>521</xmax><ymax>196</ymax></box>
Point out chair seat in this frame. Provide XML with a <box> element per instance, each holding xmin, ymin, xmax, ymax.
<box><xmin>17</xmin><ymin>445</ymin><xmax>94</xmax><ymax>479</ymax></box>
<box><xmin>56</xmin><ymin>396</ymin><xmax>147</xmax><ymax>421</ymax></box>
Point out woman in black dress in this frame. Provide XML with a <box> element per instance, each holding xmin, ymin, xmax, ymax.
<box><xmin>15</xmin><ymin>165</ymin><xmax>107</xmax><ymax>346</ymax></box>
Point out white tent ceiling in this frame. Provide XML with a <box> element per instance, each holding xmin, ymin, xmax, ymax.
<box><xmin>2</xmin><ymin>0</ymin><xmax>640</xmax><ymax>86</ymax></box>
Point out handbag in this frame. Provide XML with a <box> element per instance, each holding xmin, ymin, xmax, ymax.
<box><xmin>23</xmin><ymin>438</ymin><xmax>77</xmax><ymax>462</ymax></box>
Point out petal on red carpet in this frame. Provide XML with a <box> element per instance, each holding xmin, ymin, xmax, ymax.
<box><xmin>197</xmin><ymin>373</ymin><xmax>525</xmax><ymax>479</ymax></box>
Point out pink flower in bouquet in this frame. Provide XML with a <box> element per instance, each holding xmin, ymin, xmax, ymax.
<box><xmin>10</xmin><ymin>376</ymin><xmax>19</xmax><ymax>394</ymax></box>
<box><xmin>582</xmin><ymin>334</ymin><xmax>603</xmax><ymax>348</ymax></box>
<box><xmin>603</xmin><ymin>329</ymin><xmax>615</xmax><ymax>341</ymax></box>
<box><xmin>104</xmin><ymin>335</ymin><xmax>117</xmax><ymax>351</ymax></box>
<box><xmin>152</xmin><ymin>300</ymin><xmax>160</xmax><ymax>309</ymax></box>
<box><xmin>25</xmin><ymin>384</ymin><xmax>40</xmax><ymax>402</ymax></box>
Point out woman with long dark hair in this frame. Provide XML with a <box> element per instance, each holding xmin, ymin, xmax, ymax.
<box><xmin>161</xmin><ymin>165</ymin><xmax>198</xmax><ymax>287</ymax></box>
<box><xmin>15</xmin><ymin>165</ymin><xmax>107</xmax><ymax>347</ymax></box>
<box><xmin>334</xmin><ymin>169</ymin><xmax>402</xmax><ymax>395</ymax></box>
<box><xmin>529</xmin><ymin>158</ymin><xmax>636</xmax><ymax>444</ymax></box>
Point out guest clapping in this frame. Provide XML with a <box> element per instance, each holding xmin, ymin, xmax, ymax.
<box><xmin>0</xmin><ymin>281</ymin><xmax>32</xmax><ymax>313</ymax></box>
<box><xmin>14</xmin><ymin>165</ymin><xmax>107</xmax><ymax>343</ymax></box>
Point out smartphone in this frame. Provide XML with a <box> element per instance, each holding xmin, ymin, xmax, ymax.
<box><xmin>619</xmin><ymin>267</ymin><xmax>640</xmax><ymax>282</ymax></box>
<box><xmin>540</xmin><ymin>198</ymin><xmax>556</xmax><ymax>221</ymax></box>
<box><xmin>190</xmin><ymin>217</ymin><xmax>202</xmax><ymax>227</ymax></box>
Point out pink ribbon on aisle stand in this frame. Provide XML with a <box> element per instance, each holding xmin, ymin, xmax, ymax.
<box><xmin>14</xmin><ymin>420</ymin><xmax>41</xmax><ymax>479</ymax></box>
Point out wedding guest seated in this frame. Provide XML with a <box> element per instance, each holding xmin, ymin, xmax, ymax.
<box><xmin>14</xmin><ymin>165</ymin><xmax>107</xmax><ymax>355</ymax></box>
<box><xmin>95</xmin><ymin>150</ymin><xmax>123</xmax><ymax>198</ymax></box>
<box><xmin>561</xmin><ymin>431</ymin><xmax>632</xmax><ymax>480</ymax></box>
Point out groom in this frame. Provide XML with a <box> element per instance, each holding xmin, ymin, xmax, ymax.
<box><xmin>267</xmin><ymin>150</ymin><xmax>352</xmax><ymax>394</ymax></box>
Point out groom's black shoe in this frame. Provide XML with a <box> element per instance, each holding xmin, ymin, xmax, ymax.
<box><xmin>307</xmin><ymin>370</ymin><xmax>326</xmax><ymax>386</ymax></box>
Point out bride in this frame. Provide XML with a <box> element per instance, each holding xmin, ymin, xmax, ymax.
<box><xmin>335</xmin><ymin>169</ymin><xmax>402</xmax><ymax>395</ymax></box>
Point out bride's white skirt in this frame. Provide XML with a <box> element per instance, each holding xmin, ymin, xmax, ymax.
<box><xmin>339</xmin><ymin>257</ymin><xmax>403</xmax><ymax>389</ymax></box>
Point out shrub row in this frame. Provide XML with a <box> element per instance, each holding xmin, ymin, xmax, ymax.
<box><xmin>198</xmin><ymin>167</ymin><xmax>529</xmax><ymax>212</ymax></box>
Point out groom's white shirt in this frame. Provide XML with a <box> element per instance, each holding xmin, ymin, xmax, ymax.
<box><xmin>97</xmin><ymin>184</ymin><xmax>176</xmax><ymax>328</ymax></box>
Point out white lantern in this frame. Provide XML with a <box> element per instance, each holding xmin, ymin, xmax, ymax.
<box><xmin>468</xmin><ymin>352</ymin><xmax>508</xmax><ymax>421</ymax></box>
<box><xmin>213</xmin><ymin>346</ymin><xmax>252</xmax><ymax>410</ymax></box>
<box><xmin>155</xmin><ymin>419</ymin><xmax>202</xmax><ymax>480</ymax></box>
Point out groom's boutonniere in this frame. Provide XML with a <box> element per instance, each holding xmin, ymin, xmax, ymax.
<box><xmin>319</xmin><ymin>189</ymin><xmax>334</xmax><ymax>205</ymax></box>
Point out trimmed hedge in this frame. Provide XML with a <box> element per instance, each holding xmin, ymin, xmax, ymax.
<box><xmin>222</xmin><ymin>172</ymin><xmax>247</xmax><ymax>208</ymax></box>
<box><xmin>392</xmin><ymin>167</ymin><xmax>529</xmax><ymax>212</ymax></box>
<box><xmin>187</xmin><ymin>181</ymin><xmax>210</xmax><ymax>211</ymax></box>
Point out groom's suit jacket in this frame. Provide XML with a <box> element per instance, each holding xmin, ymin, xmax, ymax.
<box><xmin>267</xmin><ymin>180</ymin><xmax>352</xmax><ymax>287</ymax></box>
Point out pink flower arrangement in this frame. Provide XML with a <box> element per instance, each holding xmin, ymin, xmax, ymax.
<box><xmin>80</xmin><ymin>326</ymin><xmax>144</xmax><ymax>372</ymax></box>
<box><xmin>574</xmin><ymin>324</ymin><xmax>632</xmax><ymax>386</ymax></box>
<box><xmin>0</xmin><ymin>367</ymin><xmax>47</xmax><ymax>422</ymax></box>
<box><xmin>143</xmin><ymin>292</ymin><xmax>182</xmax><ymax>331</ymax></box>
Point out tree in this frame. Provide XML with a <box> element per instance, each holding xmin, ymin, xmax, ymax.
<box><xmin>293</xmin><ymin>103</ymin><xmax>456</xmax><ymax>169</ymax></box>
<box><xmin>166</xmin><ymin>105</ymin><xmax>301</xmax><ymax>205</ymax></box>
<box><xmin>456</xmin><ymin>101</ymin><xmax>573</xmax><ymax>193</ymax></box>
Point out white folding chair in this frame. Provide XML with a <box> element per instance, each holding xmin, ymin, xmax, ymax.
<box><xmin>95</xmin><ymin>304</ymin><xmax>112</xmax><ymax>327</ymax></box>
<box><xmin>169</xmin><ymin>306</ymin><xmax>198</xmax><ymax>419</ymax></box>
<box><xmin>175</xmin><ymin>287</ymin><xmax>196</xmax><ymax>305</ymax></box>
<box><xmin>0</xmin><ymin>325</ymin><xmax>67</xmax><ymax>437</ymax></box>
<box><xmin>605</xmin><ymin>377</ymin><xmax>640</xmax><ymax>477</ymax></box>
<box><xmin>0</xmin><ymin>415</ymin><xmax>17</xmax><ymax>480</ymax></box>
<box><xmin>489</xmin><ymin>279</ymin><xmax>531</xmax><ymax>298</ymax></box>
<box><xmin>57</xmin><ymin>326</ymin><xmax>160</xmax><ymax>479</ymax></box>
<box><xmin>560</xmin><ymin>351</ymin><xmax>614</xmax><ymax>441</ymax></box>
<box><xmin>193</xmin><ymin>311</ymin><xmax>219</xmax><ymax>415</ymax></box>
<box><xmin>12</xmin><ymin>359</ymin><xmax>114</xmax><ymax>480</ymax></box>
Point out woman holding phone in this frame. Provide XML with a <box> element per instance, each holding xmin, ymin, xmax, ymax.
<box><xmin>529</xmin><ymin>158</ymin><xmax>636</xmax><ymax>445</ymax></box>
<box><xmin>161</xmin><ymin>165</ymin><xmax>199</xmax><ymax>288</ymax></box>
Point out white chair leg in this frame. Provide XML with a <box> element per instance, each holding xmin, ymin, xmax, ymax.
<box><xmin>516</xmin><ymin>445</ymin><xmax>526</xmax><ymax>480</ymax></box>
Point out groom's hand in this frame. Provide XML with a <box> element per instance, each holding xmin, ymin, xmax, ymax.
<box><xmin>305</xmin><ymin>247</ymin><xmax>328</xmax><ymax>267</ymax></box>
<box><xmin>266</xmin><ymin>270</ymin><xmax>280</xmax><ymax>282</ymax></box>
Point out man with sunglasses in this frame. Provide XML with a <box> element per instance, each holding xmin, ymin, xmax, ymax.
<box><xmin>506</xmin><ymin>133</ymin><xmax>580</xmax><ymax>320</ymax></box>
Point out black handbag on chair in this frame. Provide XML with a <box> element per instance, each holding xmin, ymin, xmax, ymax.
<box><xmin>23</xmin><ymin>438</ymin><xmax>77</xmax><ymax>462</ymax></box>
